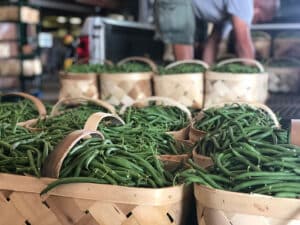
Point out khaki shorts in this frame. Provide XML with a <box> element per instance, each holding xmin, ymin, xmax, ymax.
<box><xmin>154</xmin><ymin>0</ymin><xmax>196</xmax><ymax>45</ymax></box>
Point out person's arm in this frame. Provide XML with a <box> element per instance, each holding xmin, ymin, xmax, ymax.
<box><xmin>231</xmin><ymin>15</ymin><xmax>254</xmax><ymax>59</ymax></box>
<box><xmin>202</xmin><ymin>25</ymin><xmax>222</xmax><ymax>65</ymax></box>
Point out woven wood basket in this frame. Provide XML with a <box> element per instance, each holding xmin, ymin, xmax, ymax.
<box><xmin>153</xmin><ymin>60</ymin><xmax>209</xmax><ymax>109</ymax></box>
<box><xmin>194</xmin><ymin>184</ymin><xmax>300</xmax><ymax>225</ymax></box>
<box><xmin>204</xmin><ymin>59</ymin><xmax>269</xmax><ymax>107</ymax></box>
<box><xmin>274</xmin><ymin>32</ymin><xmax>300</xmax><ymax>58</ymax></box>
<box><xmin>59</xmin><ymin>71</ymin><xmax>99</xmax><ymax>101</ymax></box>
<box><xmin>100</xmin><ymin>57</ymin><xmax>156</xmax><ymax>106</ymax></box>
<box><xmin>267</xmin><ymin>58</ymin><xmax>300</xmax><ymax>93</ymax></box>
<box><xmin>252</xmin><ymin>31</ymin><xmax>271</xmax><ymax>60</ymax></box>
<box><xmin>0</xmin><ymin>172</ymin><xmax>192</xmax><ymax>225</ymax></box>
<box><xmin>38</xmin><ymin>129</ymin><xmax>193</xmax><ymax>225</ymax></box>
<box><xmin>189</xmin><ymin>102</ymin><xmax>280</xmax><ymax>168</ymax></box>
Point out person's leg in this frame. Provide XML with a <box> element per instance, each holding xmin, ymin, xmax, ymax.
<box><xmin>154</xmin><ymin>0</ymin><xmax>195</xmax><ymax>61</ymax></box>
<box><xmin>173</xmin><ymin>44</ymin><xmax>194</xmax><ymax>60</ymax></box>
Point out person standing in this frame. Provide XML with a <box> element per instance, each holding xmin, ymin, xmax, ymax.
<box><xmin>154</xmin><ymin>0</ymin><xmax>280</xmax><ymax>64</ymax></box>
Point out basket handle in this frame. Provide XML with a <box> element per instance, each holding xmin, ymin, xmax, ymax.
<box><xmin>117</xmin><ymin>56</ymin><xmax>157</xmax><ymax>72</ymax></box>
<box><xmin>119</xmin><ymin>96</ymin><xmax>192</xmax><ymax>121</ymax></box>
<box><xmin>203</xmin><ymin>101</ymin><xmax>280</xmax><ymax>128</ymax></box>
<box><xmin>50</xmin><ymin>97</ymin><xmax>116</xmax><ymax>116</ymax></box>
<box><xmin>2</xmin><ymin>92</ymin><xmax>47</xmax><ymax>117</ymax></box>
<box><xmin>216</xmin><ymin>58</ymin><xmax>265</xmax><ymax>73</ymax></box>
<box><xmin>42</xmin><ymin>130</ymin><xmax>104</xmax><ymax>178</ymax></box>
<box><xmin>291</xmin><ymin>120</ymin><xmax>300</xmax><ymax>146</ymax></box>
<box><xmin>84</xmin><ymin>112</ymin><xmax>125</xmax><ymax>131</ymax></box>
<box><xmin>166</xmin><ymin>60</ymin><xmax>209</xmax><ymax>70</ymax></box>
<box><xmin>104</xmin><ymin>59</ymin><xmax>114</xmax><ymax>66</ymax></box>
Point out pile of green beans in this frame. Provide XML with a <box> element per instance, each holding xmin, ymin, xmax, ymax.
<box><xmin>178</xmin><ymin>140</ymin><xmax>300</xmax><ymax>198</ymax></box>
<box><xmin>212</xmin><ymin>63</ymin><xmax>261</xmax><ymax>73</ymax></box>
<box><xmin>277</xmin><ymin>31</ymin><xmax>300</xmax><ymax>39</ymax></box>
<box><xmin>251</xmin><ymin>31</ymin><xmax>269</xmax><ymax>38</ymax></box>
<box><xmin>66</xmin><ymin>64</ymin><xmax>108</xmax><ymax>73</ymax></box>
<box><xmin>104</xmin><ymin>62</ymin><xmax>152</xmax><ymax>73</ymax></box>
<box><xmin>268</xmin><ymin>58</ymin><xmax>300</xmax><ymax>67</ymax></box>
<box><xmin>98</xmin><ymin>123</ymin><xmax>192</xmax><ymax>155</ymax></box>
<box><xmin>0</xmin><ymin>103</ymin><xmax>111</xmax><ymax>177</ymax></box>
<box><xmin>195</xmin><ymin>104</ymin><xmax>276</xmax><ymax>132</ymax></box>
<box><xmin>197</xmin><ymin>126</ymin><xmax>288</xmax><ymax>156</ymax></box>
<box><xmin>66</xmin><ymin>62</ymin><xmax>152</xmax><ymax>74</ymax></box>
<box><xmin>0</xmin><ymin>99</ymin><xmax>39</xmax><ymax>124</ymax></box>
<box><xmin>158</xmin><ymin>64</ymin><xmax>205</xmax><ymax>75</ymax></box>
<box><xmin>195</xmin><ymin>104</ymin><xmax>284</xmax><ymax>156</ymax></box>
<box><xmin>35</xmin><ymin>103</ymin><xmax>109</xmax><ymax>134</ymax></box>
<box><xmin>0</xmin><ymin>122</ymin><xmax>50</xmax><ymax>177</ymax></box>
<box><xmin>42</xmin><ymin>137</ymin><xmax>177</xmax><ymax>194</ymax></box>
<box><xmin>122</xmin><ymin>105</ymin><xmax>189</xmax><ymax>132</ymax></box>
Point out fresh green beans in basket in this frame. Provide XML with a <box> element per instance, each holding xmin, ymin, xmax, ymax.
<box><xmin>158</xmin><ymin>64</ymin><xmax>205</xmax><ymax>75</ymax></box>
<box><xmin>41</xmin><ymin>137</ymin><xmax>181</xmax><ymax>194</ymax></box>
<box><xmin>122</xmin><ymin>105</ymin><xmax>189</xmax><ymax>132</ymax></box>
<box><xmin>104</xmin><ymin>62</ymin><xmax>152</xmax><ymax>73</ymax></box>
<box><xmin>211</xmin><ymin>63</ymin><xmax>261</xmax><ymax>73</ymax></box>
<box><xmin>0</xmin><ymin>122</ymin><xmax>50</xmax><ymax>177</ymax></box>
<box><xmin>0</xmin><ymin>99</ymin><xmax>38</xmax><ymax>124</ymax></box>
<box><xmin>98</xmin><ymin>122</ymin><xmax>192</xmax><ymax>155</ymax></box>
<box><xmin>35</xmin><ymin>103</ymin><xmax>110</xmax><ymax>134</ymax></box>
<box><xmin>177</xmin><ymin>139</ymin><xmax>300</xmax><ymax>199</ymax></box>
<box><xmin>194</xmin><ymin>104</ymin><xmax>277</xmax><ymax>132</ymax></box>
<box><xmin>197</xmin><ymin>125</ymin><xmax>288</xmax><ymax>156</ymax></box>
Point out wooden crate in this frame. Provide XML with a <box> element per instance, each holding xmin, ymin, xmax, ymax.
<box><xmin>0</xmin><ymin>173</ymin><xmax>192</xmax><ymax>225</ymax></box>
<box><xmin>0</xmin><ymin>6</ymin><xmax>39</xmax><ymax>24</ymax></box>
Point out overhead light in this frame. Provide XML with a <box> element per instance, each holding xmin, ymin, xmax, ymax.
<box><xmin>57</xmin><ymin>16</ymin><xmax>67</xmax><ymax>24</ymax></box>
<box><xmin>70</xmin><ymin>17</ymin><xmax>82</xmax><ymax>25</ymax></box>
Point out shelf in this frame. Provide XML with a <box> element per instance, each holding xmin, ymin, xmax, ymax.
<box><xmin>252</xmin><ymin>23</ymin><xmax>300</xmax><ymax>31</ymax></box>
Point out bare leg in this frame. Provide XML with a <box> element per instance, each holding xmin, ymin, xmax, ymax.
<box><xmin>173</xmin><ymin>44</ymin><xmax>194</xmax><ymax>60</ymax></box>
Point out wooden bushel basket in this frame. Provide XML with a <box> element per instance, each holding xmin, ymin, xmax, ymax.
<box><xmin>153</xmin><ymin>60</ymin><xmax>209</xmax><ymax>109</ymax></box>
<box><xmin>189</xmin><ymin>101</ymin><xmax>280</xmax><ymax>144</ymax></box>
<box><xmin>39</xmin><ymin>129</ymin><xmax>193</xmax><ymax>225</ymax></box>
<box><xmin>190</xmin><ymin>102</ymin><xmax>280</xmax><ymax>168</ymax></box>
<box><xmin>59</xmin><ymin>71</ymin><xmax>99</xmax><ymax>101</ymax></box>
<box><xmin>252</xmin><ymin>31</ymin><xmax>271</xmax><ymax>60</ymax></box>
<box><xmin>274</xmin><ymin>32</ymin><xmax>300</xmax><ymax>58</ymax></box>
<box><xmin>194</xmin><ymin>184</ymin><xmax>300</xmax><ymax>225</ymax></box>
<box><xmin>204</xmin><ymin>58</ymin><xmax>269</xmax><ymax>107</ymax></box>
<box><xmin>100</xmin><ymin>57</ymin><xmax>156</xmax><ymax>106</ymax></box>
<box><xmin>0</xmin><ymin>172</ymin><xmax>192</xmax><ymax>225</ymax></box>
<box><xmin>267</xmin><ymin>58</ymin><xmax>300</xmax><ymax>93</ymax></box>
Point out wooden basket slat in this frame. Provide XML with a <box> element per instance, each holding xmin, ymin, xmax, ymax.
<box><xmin>88</xmin><ymin>202</ymin><xmax>127</xmax><ymax>225</ymax></box>
<box><xmin>46</xmin><ymin>195</ymin><xmax>86</xmax><ymax>225</ymax></box>
<box><xmin>74</xmin><ymin>213</ymin><xmax>100</xmax><ymax>225</ymax></box>
<box><xmin>0</xmin><ymin>192</ymin><xmax>27</xmax><ymax>225</ymax></box>
<box><xmin>9</xmin><ymin>192</ymin><xmax>60</xmax><ymax>225</ymax></box>
<box><xmin>0</xmin><ymin>173</ymin><xmax>192</xmax><ymax>225</ymax></box>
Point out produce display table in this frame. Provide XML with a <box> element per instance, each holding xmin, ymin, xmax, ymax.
<box><xmin>267</xmin><ymin>93</ymin><xmax>300</xmax><ymax>129</ymax></box>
